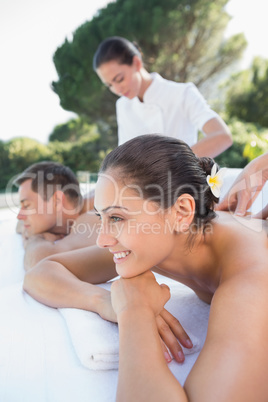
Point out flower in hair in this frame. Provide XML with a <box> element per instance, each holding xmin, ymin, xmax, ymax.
<box><xmin>206</xmin><ymin>164</ymin><xmax>227</xmax><ymax>198</ymax></box>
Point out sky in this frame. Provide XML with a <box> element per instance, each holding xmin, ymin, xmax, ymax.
<box><xmin>1</xmin><ymin>0</ymin><xmax>268</xmax><ymax>144</ymax></box>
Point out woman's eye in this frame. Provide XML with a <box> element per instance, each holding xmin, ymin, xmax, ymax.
<box><xmin>95</xmin><ymin>213</ymin><xmax>102</xmax><ymax>220</ymax></box>
<box><xmin>110</xmin><ymin>216</ymin><xmax>123</xmax><ymax>223</ymax></box>
<box><xmin>115</xmin><ymin>76</ymin><xmax>123</xmax><ymax>84</ymax></box>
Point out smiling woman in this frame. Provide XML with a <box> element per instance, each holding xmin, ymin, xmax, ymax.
<box><xmin>94</xmin><ymin>134</ymin><xmax>268</xmax><ymax>401</ymax></box>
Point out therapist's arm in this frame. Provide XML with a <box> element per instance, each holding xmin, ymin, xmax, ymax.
<box><xmin>218</xmin><ymin>152</ymin><xmax>268</xmax><ymax>216</ymax></box>
<box><xmin>191</xmin><ymin>116</ymin><xmax>232</xmax><ymax>158</ymax></box>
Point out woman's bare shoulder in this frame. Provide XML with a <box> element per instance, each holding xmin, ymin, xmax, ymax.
<box><xmin>213</xmin><ymin>211</ymin><xmax>267</xmax><ymax>243</ymax></box>
<box><xmin>209</xmin><ymin>211</ymin><xmax>268</xmax><ymax>277</ymax></box>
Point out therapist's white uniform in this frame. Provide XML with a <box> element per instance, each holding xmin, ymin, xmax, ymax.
<box><xmin>116</xmin><ymin>72</ymin><xmax>218</xmax><ymax>146</ymax></box>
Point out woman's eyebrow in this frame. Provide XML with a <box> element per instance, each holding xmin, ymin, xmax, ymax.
<box><xmin>94</xmin><ymin>205</ymin><xmax>128</xmax><ymax>214</ymax></box>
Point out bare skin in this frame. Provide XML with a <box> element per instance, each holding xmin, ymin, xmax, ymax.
<box><xmin>17</xmin><ymin>179</ymin><xmax>103</xmax><ymax>270</ymax></box>
<box><xmin>22</xmin><ymin>212</ymin><xmax>102</xmax><ymax>270</ymax></box>
<box><xmin>218</xmin><ymin>152</ymin><xmax>268</xmax><ymax>217</ymax></box>
<box><xmin>93</xmin><ymin>174</ymin><xmax>268</xmax><ymax>402</ymax></box>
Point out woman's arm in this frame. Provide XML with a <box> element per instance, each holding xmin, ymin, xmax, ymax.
<box><xmin>111</xmin><ymin>256</ymin><xmax>268</xmax><ymax>401</ymax></box>
<box><xmin>111</xmin><ymin>272</ymin><xmax>187</xmax><ymax>402</ymax></box>
<box><xmin>191</xmin><ymin>116</ymin><xmax>232</xmax><ymax>158</ymax></box>
<box><xmin>23</xmin><ymin>249</ymin><xmax>194</xmax><ymax>358</ymax></box>
<box><xmin>23</xmin><ymin>246</ymin><xmax>118</xmax><ymax>321</ymax></box>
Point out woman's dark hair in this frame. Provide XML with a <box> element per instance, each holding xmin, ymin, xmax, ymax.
<box><xmin>93</xmin><ymin>36</ymin><xmax>142</xmax><ymax>71</ymax></box>
<box><xmin>100</xmin><ymin>134</ymin><xmax>219</xmax><ymax>230</ymax></box>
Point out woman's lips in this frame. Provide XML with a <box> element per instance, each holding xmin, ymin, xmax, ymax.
<box><xmin>112</xmin><ymin>250</ymin><xmax>130</xmax><ymax>263</ymax></box>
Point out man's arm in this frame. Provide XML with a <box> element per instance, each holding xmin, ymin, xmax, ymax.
<box><xmin>191</xmin><ymin>116</ymin><xmax>232</xmax><ymax>158</ymax></box>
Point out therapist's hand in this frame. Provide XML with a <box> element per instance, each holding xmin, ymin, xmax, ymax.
<box><xmin>217</xmin><ymin>153</ymin><xmax>268</xmax><ymax>216</ymax></box>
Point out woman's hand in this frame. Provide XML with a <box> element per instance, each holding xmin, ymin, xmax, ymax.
<box><xmin>157</xmin><ymin>309</ymin><xmax>193</xmax><ymax>363</ymax></box>
<box><xmin>110</xmin><ymin>271</ymin><xmax>192</xmax><ymax>363</ymax></box>
<box><xmin>96</xmin><ymin>289</ymin><xmax>117</xmax><ymax>323</ymax></box>
<box><xmin>111</xmin><ymin>271</ymin><xmax>170</xmax><ymax>317</ymax></box>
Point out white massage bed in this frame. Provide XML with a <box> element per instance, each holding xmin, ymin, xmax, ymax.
<box><xmin>0</xmin><ymin>168</ymin><xmax>267</xmax><ymax>402</ymax></box>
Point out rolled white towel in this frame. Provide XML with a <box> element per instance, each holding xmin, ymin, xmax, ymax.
<box><xmin>59</xmin><ymin>277</ymin><xmax>209</xmax><ymax>371</ymax></box>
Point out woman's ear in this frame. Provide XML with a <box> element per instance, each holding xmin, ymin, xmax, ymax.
<box><xmin>173</xmin><ymin>194</ymin><xmax>195</xmax><ymax>233</ymax></box>
<box><xmin>132</xmin><ymin>55</ymin><xmax>143</xmax><ymax>71</ymax></box>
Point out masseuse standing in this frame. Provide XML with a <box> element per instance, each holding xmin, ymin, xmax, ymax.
<box><xmin>93</xmin><ymin>36</ymin><xmax>232</xmax><ymax>158</ymax></box>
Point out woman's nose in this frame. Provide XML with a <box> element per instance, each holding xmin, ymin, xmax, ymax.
<box><xmin>111</xmin><ymin>82</ymin><xmax>123</xmax><ymax>96</ymax></box>
<box><xmin>97</xmin><ymin>225</ymin><xmax>118</xmax><ymax>249</ymax></box>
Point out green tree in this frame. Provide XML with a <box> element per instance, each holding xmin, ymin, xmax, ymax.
<box><xmin>0</xmin><ymin>140</ymin><xmax>11</xmax><ymax>191</ymax></box>
<box><xmin>7</xmin><ymin>137</ymin><xmax>52</xmax><ymax>175</ymax></box>
<box><xmin>1</xmin><ymin>137</ymin><xmax>54</xmax><ymax>192</ymax></box>
<box><xmin>49</xmin><ymin>117</ymin><xmax>98</xmax><ymax>142</ymax></box>
<box><xmin>49</xmin><ymin>116</ymin><xmax>117</xmax><ymax>150</ymax></box>
<box><xmin>47</xmin><ymin>131</ymin><xmax>109</xmax><ymax>174</ymax></box>
<box><xmin>215</xmin><ymin>118</ymin><xmax>268</xmax><ymax>168</ymax></box>
<box><xmin>52</xmin><ymin>0</ymin><xmax>246</xmax><ymax>124</ymax></box>
<box><xmin>226</xmin><ymin>57</ymin><xmax>268</xmax><ymax>127</ymax></box>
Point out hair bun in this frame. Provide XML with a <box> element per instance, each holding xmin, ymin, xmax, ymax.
<box><xmin>198</xmin><ymin>157</ymin><xmax>217</xmax><ymax>176</ymax></box>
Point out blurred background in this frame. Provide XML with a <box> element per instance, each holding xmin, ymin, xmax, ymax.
<box><xmin>1</xmin><ymin>0</ymin><xmax>268</xmax><ymax>193</ymax></box>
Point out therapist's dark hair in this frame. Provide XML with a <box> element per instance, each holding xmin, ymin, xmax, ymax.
<box><xmin>93</xmin><ymin>36</ymin><xmax>142</xmax><ymax>70</ymax></box>
<box><xmin>100</xmin><ymin>134</ymin><xmax>219</xmax><ymax>230</ymax></box>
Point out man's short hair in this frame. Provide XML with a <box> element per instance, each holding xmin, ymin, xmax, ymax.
<box><xmin>15</xmin><ymin>161</ymin><xmax>82</xmax><ymax>206</ymax></box>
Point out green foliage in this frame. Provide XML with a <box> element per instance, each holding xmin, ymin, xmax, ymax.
<box><xmin>52</xmin><ymin>0</ymin><xmax>246</xmax><ymax>123</ymax></box>
<box><xmin>7</xmin><ymin>137</ymin><xmax>52</xmax><ymax>179</ymax></box>
<box><xmin>49</xmin><ymin>116</ymin><xmax>117</xmax><ymax>149</ymax></box>
<box><xmin>2</xmin><ymin>137</ymin><xmax>54</xmax><ymax>191</ymax></box>
<box><xmin>0</xmin><ymin>133</ymin><xmax>110</xmax><ymax>192</ymax></box>
<box><xmin>2</xmin><ymin>0</ymin><xmax>261</xmax><ymax>192</ymax></box>
<box><xmin>1</xmin><ymin>117</ymin><xmax>267</xmax><ymax>191</ymax></box>
<box><xmin>49</xmin><ymin>117</ymin><xmax>99</xmax><ymax>142</ymax></box>
<box><xmin>226</xmin><ymin>57</ymin><xmax>268</xmax><ymax>127</ymax></box>
<box><xmin>0</xmin><ymin>140</ymin><xmax>12</xmax><ymax>190</ymax></box>
<box><xmin>215</xmin><ymin>118</ymin><xmax>268</xmax><ymax>168</ymax></box>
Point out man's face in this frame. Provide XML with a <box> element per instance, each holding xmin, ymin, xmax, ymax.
<box><xmin>17</xmin><ymin>179</ymin><xmax>58</xmax><ymax>236</ymax></box>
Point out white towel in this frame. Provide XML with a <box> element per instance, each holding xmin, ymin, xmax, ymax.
<box><xmin>59</xmin><ymin>276</ymin><xmax>209</xmax><ymax>371</ymax></box>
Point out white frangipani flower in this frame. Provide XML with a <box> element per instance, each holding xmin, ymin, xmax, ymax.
<box><xmin>206</xmin><ymin>164</ymin><xmax>227</xmax><ymax>198</ymax></box>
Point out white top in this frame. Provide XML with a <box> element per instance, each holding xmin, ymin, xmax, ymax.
<box><xmin>116</xmin><ymin>72</ymin><xmax>218</xmax><ymax>146</ymax></box>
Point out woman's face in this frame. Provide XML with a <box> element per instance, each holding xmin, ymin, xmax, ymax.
<box><xmin>94</xmin><ymin>172</ymin><xmax>177</xmax><ymax>278</ymax></box>
<box><xmin>96</xmin><ymin>57</ymin><xmax>143</xmax><ymax>99</ymax></box>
